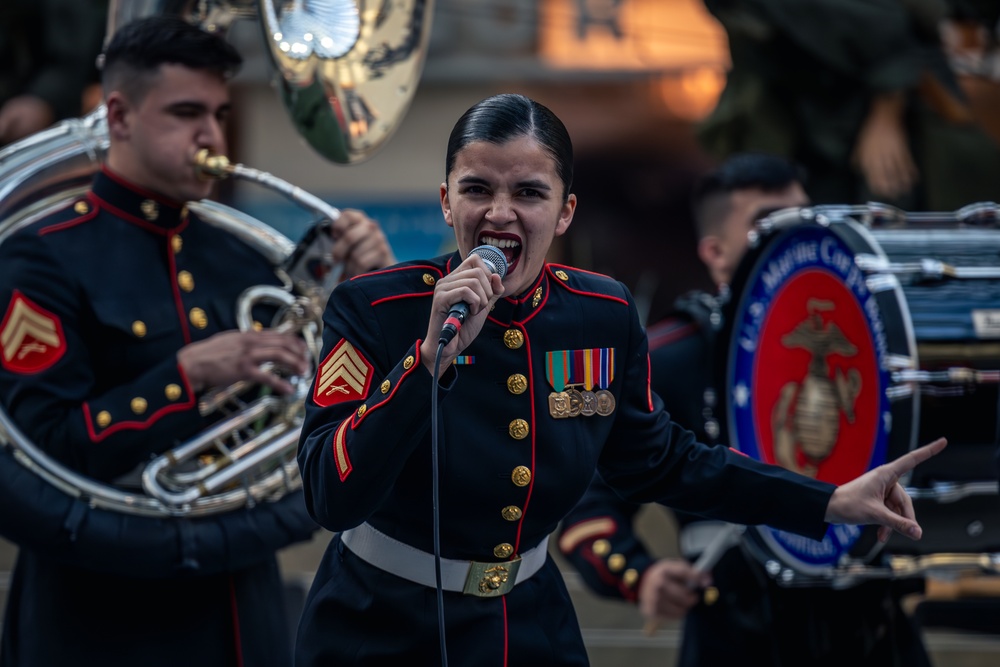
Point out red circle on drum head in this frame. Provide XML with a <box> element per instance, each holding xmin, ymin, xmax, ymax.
<box><xmin>753</xmin><ymin>268</ymin><xmax>881</xmax><ymax>485</ymax></box>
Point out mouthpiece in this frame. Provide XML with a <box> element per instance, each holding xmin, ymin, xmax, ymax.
<box><xmin>193</xmin><ymin>149</ymin><xmax>234</xmax><ymax>181</ymax></box>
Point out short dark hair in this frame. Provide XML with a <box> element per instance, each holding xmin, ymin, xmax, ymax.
<box><xmin>101</xmin><ymin>15</ymin><xmax>243</xmax><ymax>101</ymax></box>
<box><xmin>445</xmin><ymin>94</ymin><xmax>575</xmax><ymax>202</ymax></box>
<box><xmin>692</xmin><ymin>153</ymin><xmax>806</xmax><ymax>238</ymax></box>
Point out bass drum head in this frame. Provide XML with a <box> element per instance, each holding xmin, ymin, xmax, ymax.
<box><xmin>719</xmin><ymin>214</ymin><xmax>918</xmax><ymax>580</ymax></box>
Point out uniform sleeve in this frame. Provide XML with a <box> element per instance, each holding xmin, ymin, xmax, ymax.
<box><xmin>0</xmin><ymin>232</ymin><xmax>205</xmax><ymax>481</ymax></box>
<box><xmin>558</xmin><ymin>472</ymin><xmax>654</xmax><ymax>603</ymax></box>
<box><xmin>597</xmin><ymin>290</ymin><xmax>836</xmax><ymax>541</ymax></box>
<box><xmin>297</xmin><ymin>279</ymin><xmax>449</xmax><ymax>531</ymax></box>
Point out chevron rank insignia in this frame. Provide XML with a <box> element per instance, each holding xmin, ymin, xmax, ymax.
<box><xmin>0</xmin><ymin>291</ymin><xmax>67</xmax><ymax>374</ymax></box>
<box><xmin>314</xmin><ymin>339</ymin><xmax>373</xmax><ymax>408</ymax></box>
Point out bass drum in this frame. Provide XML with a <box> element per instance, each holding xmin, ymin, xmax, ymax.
<box><xmin>869</xmin><ymin>206</ymin><xmax>1000</xmax><ymax>558</ymax></box>
<box><xmin>718</xmin><ymin>206</ymin><xmax>919</xmax><ymax>585</ymax></box>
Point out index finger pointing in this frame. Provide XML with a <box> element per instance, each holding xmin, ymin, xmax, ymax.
<box><xmin>885</xmin><ymin>437</ymin><xmax>947</xmax><ymax>477</ymax></box>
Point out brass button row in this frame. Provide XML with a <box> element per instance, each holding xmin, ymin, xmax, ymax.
<box><xmin>95</xmin><ymin>384</ymin><xmax>185</xmax><ymax>429</ymax></box>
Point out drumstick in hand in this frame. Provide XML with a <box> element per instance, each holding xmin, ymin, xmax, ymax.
<box><xmin>643</xmin><ymin>523</ymin><xmax>743</xmax><ymax>636</ymax></box>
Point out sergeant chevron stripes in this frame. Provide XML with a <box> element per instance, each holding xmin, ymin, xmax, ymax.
<box><xmin>0</xmin><ymin>292</ymin><xmax>66</xmax><ymax>373</ymax></box>
<box><xmin>314</xmin><ymin>339</ymin><xmax>373</xmax><ymax>406</ymax></box>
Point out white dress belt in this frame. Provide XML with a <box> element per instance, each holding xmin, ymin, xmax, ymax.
<box><xmin>340</xmin><ymin>522</ymin><xmax>549</xmax><ymax>597</ymax></box>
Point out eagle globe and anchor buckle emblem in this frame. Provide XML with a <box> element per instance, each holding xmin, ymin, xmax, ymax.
<box><xmin>463</xmin><ymin>557</ymin><xmax>522</xmax><ymax>597</ymax></box>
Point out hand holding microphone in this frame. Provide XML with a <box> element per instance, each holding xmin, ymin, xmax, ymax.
<box><xmin>420</xmin><ymin>246</ymin><xmax>507</xmax><ymax>377</ymax></box>
<box><xmin>437</xmin><ymin>245</ymin><xmax>508</xmax><ymax>345</ymax></box>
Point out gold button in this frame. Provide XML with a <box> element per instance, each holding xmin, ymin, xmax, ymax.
<box><xmin>555</xmin><ymin>270</ymin><xmax>569</xmax><ymax>281</ymax></box>
<box><xmin>180</xmin><ymin>205</ymin><xmax>189</xmax><ymax>218</ymax></box>
<box><xmin>177</xmin><ymin>270</ymin><xmax>194</xmax><ymax>292</ymax></box>
<box><xmin>511</xmin><ymin>465</ymin><xmax>531</xmax><ymax>487</ymax></box>
<box><xmin>252</xmin><ymin>321</ymin><xmax>263</xmax><ymax>332</ymax></box>
<box><xmin>380</xmin><ymin>379</ymin><xmax>391</xmax><ymax>394</ymax></box>
<box><xmin>493</xmin><ymin>543</ymin><xmax>514</xmax><ymax>559</ymax></box>
<box><xmin>74</xmin><ymin>200</ymin><xmax>90</xmax><ymax>215</ymax></box>
<box><xmin>357</xmin><ymin>404</ymin><xmax>367</xmax><ymax>418</ymax></box>
<box><xmin>532</xmin><ymin>286</ymin><xmax>543</xmax><ymax>308</ymax></box>
<box><xmin>623</xmin><ymin>568</ymin><xmax>639</xmax><ymax>587</ymax></box>
<box><xmin>422</xmin><ymin>273</ymin><xmax>435</xmax><ymax>286</ymax></box>
<box><xmin>171</xmin><ymin>235</ymin><xmax>183</xmax><ymax>254</ymax></box>
<box><xmin>592</xmin><ymin>539</ymin><xmax>611</xmax><ymax>557</ymax></box>
<box><xmin>403</xmin><ymin>355</ymin><xmax>415</xmax><ymax>370</ymax></box>
<box><xmin>165</xmin><ymin>384</ymin><xmax>182</xmax><ymax>401</ymax></box>
<box><xmin>131</xmin><ymin>320</ymin><xmax>147</xmax><ymax>338</ymax></box>
<box><xmin>140</xmin><ymin>199</ymin><xmax>159</xmax><ymax>221</ymax></box>
<box><xmin>130</xmin><ymin>397</ymin><xmax>148</xmax><ymax>415</ymax></box>
<box><xmin>508</xmin><ymin>418</ymin><xmax>529</xmax><ymax>440</ymax></box>
<box><xmin>96</xmin><ymin>411</ymin><xmax>112</xmax><ymax>428</ymax></box>
<box><xmin>501</xmin><ymin>505</ymin><xmax>522</xmax><ymax>522</ymax></box>
<box><xmin>507</xmin><ymin>374</ymin><xmax>527</xmax><ymax>395</ymax></box>
<box><xmin>189</xmin><ymin>307</ymin><xmax>207</xmax><ymax>329</ymax></box>
<box><xmin>608</xmin><ymin>553</ymin><xmax>626</xmax><ymax>572</ymax></box>
<box><xmin>704</xmin><ymin>586</ymin><xmax>720</xmax><ymax>605</ymax></box>
<box><xmin>504</xmin><ymin>329</ymin><xmax>524</xmax><ymax>349</ymax></box>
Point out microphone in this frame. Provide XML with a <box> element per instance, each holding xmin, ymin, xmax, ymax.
<box><xmin>438</xmin><ymin>245</ymin><xmax>508</xmax><ymax>346</ymax></box>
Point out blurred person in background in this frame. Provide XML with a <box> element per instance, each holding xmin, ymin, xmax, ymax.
<box><xmin>0</xmin><ymin>15</ymin><xmax>394</xmax><ymax>666</ymax></box>
<box><xmin>698</xmin><ymin>0</ymin><xmax>1000</xmax><ymax>211</ymax></box>
<box><xmin>0</xmin><ymin>0</ymin><xmax>108</xmax><ymax>146</ymax></box>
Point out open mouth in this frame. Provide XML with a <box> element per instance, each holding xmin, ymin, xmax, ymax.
<box><xmin>479</xmin><ymin>234</ymin><xmax>522</xmax><ymax>275</ymax></box>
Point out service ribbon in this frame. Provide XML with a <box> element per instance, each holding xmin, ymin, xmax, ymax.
<box><xmin>546</xmin><ymin>350</ymin><xmax>570</xmax><ymax>392</ymax></box>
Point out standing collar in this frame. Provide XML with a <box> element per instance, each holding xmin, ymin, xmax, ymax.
<box><xmin>446</xmin><ymin>251</ymin><xmax>550</xmax><ymax>325</ymax></box>
<box><xmin>91</xmin><ymin>167</ymin><xmax>188</xmax><ymax>230</ymax></box>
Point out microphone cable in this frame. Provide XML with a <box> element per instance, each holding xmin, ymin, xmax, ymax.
<box><xmin>431</xmin><ymin>339</ymin><xmax>449</xmax><ymax>667</ymax></box>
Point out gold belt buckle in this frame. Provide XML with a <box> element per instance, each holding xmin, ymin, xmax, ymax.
<box><xmin>463</xmin><ymin>556</ymin><xmax>522</xmax><ymax>597</ymax></box>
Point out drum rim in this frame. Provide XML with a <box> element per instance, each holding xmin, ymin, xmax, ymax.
<box><xmin>719</xmin><ymin>215</ymin><xmax>920</xmax><ymax>577</ymax></box>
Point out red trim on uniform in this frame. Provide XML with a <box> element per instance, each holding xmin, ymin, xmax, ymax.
<box><xmin>511</xmin><ymin>323</ymin><xmax>533</xmax><ymax>557</ymax></box>
<box><xmin>176</xmin><ymin>362</ymin><xmax>196</xmax><ymax>398</ymax></box>
<box><xmin>37</xmin><ymin>196</ymin><xmax>99</xmax><ymax>235</ymax></box>
<box><xmin>332</xmin><ymin>419</ymin><xmax>353</xmax><ymax>482</ymax></box>
<box><xmin>314</xmin><ymin>339</ymin><xmax>374</xmax><ymax>408</ymax></box>
<box><xmin>371</xmin><ymin>291</ymin><xmax>434</xmax><ymax>308</ymax></box>
<box><xmin>546</xmin><ymin>265</ymin><xmax>628</xmax><ymax>306</ymax></box>
<box><xmin>557</xmin><ymin>517</ymin><xmax>618</xmax><ymax>554</ymax></box>
<box><xmin>646</xmin><ymin>354</ymin><xmax>654</xmax><ymax>412</ymax></box>
<box><xmin>0</xmin><ymin>290</ymin><xmax>68</xmax><ymax>374</ymax></box>
<box><xmin>229</xmin><ymin>576</ymin><xmax>245</xmax><ymax>667</ymax></box>
<box><xmin>351</xmin><ymin>341</ymin><xmax>422</xmax><ymax>427</ymax></box>
<box><xmin>166</xmin><ymin>231</ymin><xmax>193</xmax><ymax>345</ymax></box>
<box><xmin>646</xmin><ymin>319</ymin><xmax>698</xmax><ymax>351</ymax></box>
<box><xmin>729</xmin><ymin>446</ymin><xmax>748</xmax><ymax>457</ymax></box>
<box><xmin>581</xmin><ymin>543</ymin><xmax>628</xmax><ymax>590</ymax></box>
<box><xmin>90</xmin><ymin>192</ymin><xmax>175</xmax><ymax>235</ymax></box>
<box><xmin>502</xmin><ymin>594</ymin><xmax>510</xmax><ymax>667</ymax></box>
<box><xmin>82</xmin><ymin>397</ymin><xmax>196</xmax><ymax>443</ymax></box>
<box><xmin>490</xmin><ymin>272</ymin><xmax>551</xmax><ymax>328</ymax></box>
<box><xmin>101</xmin><ymin>165</ymin><xmax>185</xmax><ymax>207</ymax></box>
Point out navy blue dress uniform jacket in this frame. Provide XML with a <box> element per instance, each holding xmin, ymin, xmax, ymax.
<box><xmin>0</xmin><ymin>168</ymin><xmax>317</xmax><ymax>667</ymax></box>
<box><xmin>295</xmin><ymin>255</ymin><xmax>836</xmax><ymax>666</ymax></box>
<box><xmin>558</xmin><ymin>294</ymin><xmax>932</xmax><ymax>667</ymax></box>
<box><xmin>558</xmin><ymin>296</ymin><xmax>719</xmax><ymax>603</ymax></box>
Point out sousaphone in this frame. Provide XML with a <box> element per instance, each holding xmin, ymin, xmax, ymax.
<box><xmin>0</xmin><ymin>0</ymin><xmax>433</xmax><ymax>575</ymax></box>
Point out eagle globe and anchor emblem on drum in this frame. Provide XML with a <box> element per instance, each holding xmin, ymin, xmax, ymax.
<box><xmin>725</xmin><ymin>220</ymin><xmax>906</xmax><ymax>579</ymax></box>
